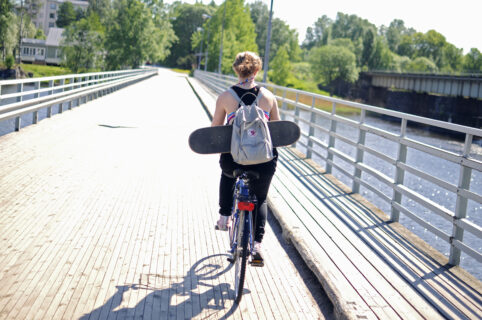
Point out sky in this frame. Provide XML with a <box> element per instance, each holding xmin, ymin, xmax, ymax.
<box><xmin>165</xmin><ymin>0</ymin><xmax>481</xmax><ymax>54</ymax></box>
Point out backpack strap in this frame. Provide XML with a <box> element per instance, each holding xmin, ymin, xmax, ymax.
<box><xmin>228</xmin><ymin>88</ymin><xmax>243</xmax><ymax>105</ymax></box>
<box><xmin>228</xmin><ymin>86</ymin><xmax>263</xmax><ymax>107</ymax></box>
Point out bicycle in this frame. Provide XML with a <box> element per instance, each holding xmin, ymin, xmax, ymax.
<box><xmin>225</xmin><ymin>168</ymin><xmax>261</xmax><ymax>304</ymax></box>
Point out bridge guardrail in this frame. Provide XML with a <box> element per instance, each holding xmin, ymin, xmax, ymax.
<box><xmin>194</xmin><ymin>69</ymin><xmax>482</xmax><ymax>267</ymax></box>
<box><xmin>0</xmin><ymin>68</ymin><xmax>158</xmax><ymax>131</ymax></box>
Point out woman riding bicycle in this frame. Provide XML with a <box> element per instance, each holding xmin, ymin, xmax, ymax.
<box><xmin>211</xmin><ymin>51</ymin><xmax>280</xmax><ymax>265</ymax></box>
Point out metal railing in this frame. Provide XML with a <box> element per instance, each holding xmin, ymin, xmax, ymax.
<box><xmin>194</xmin><ymin>70</ymin><xmax>482</xmax><ymax>267</ymax></box>
<box><xmin>0</xmin><ymin>68</ymin><xmax>158</xmax><ymax>132</ymax></box>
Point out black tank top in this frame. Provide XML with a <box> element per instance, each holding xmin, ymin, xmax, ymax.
<box><xmin>231</xmin><ymin>85</ymin><xmax>261</xmax><ymax>106</ymax></box>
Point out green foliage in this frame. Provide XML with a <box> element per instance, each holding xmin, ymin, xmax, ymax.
<box><xmin>165</xmin><ymin>2</ymin><xmax>214</xmax><ymax>69</ymax></box>
<box><xmin>56</xmin><ymin>1</ymin><xmax>77</xmax><ymax>28</ymax></box>
<box><xmin>205</xmin><ymin>0</ymin><xmax>257</xmax><ymax>73</ymax></box>
<box><xmin>20</xmin><ymin>63</ymin><xmax>70</xmax><ymax>77</ymax></box>
<box><xmin>34</xmin><ymin>28</ymin><xmax>45</xmax><ymax>39</ymax></box>
<box><xmin>309</xmin><ymin>45</ymin><xmax>358</xmax><ymax>88</ymax></box>
<box><xmin>61</xmin><ymin>13</ymin><xmax>104</xmax><ymax>72</ymax></box>
<box><xmin>249</xmin><ymin>1</ymin><xmax>300</xmax><ymax>63</ymax></box>
<box><xmin>303</xmin><ymin>15</ymin><xmax>331</xmax><ymax>50</ymax></box>
<box><xmin>406</xmin><ymin>57</ymin><xmax>438</xmax><ymax>73</ymax></box>
<box><xmin>87</xmin><ymin>0</ymin><xmax>111</xmax><ymax>22</ymax></box>
<box><xmin>5</xmin><ymin>54</ymin><xmax>13</xmax><ymax>68</ymax></box>
<box><xmin>463</xmin><ymin>48</ymin><xmax>482</xmax><ymax>72</ymax></box>
<box><xmin>105</xmin><ymin>0</ymin><xmax>176</xmax><ymax>69</ymax></box>
<box><xmin>331</xmin><ymin>12</ymin><xmax>376</xmax><ymax>42</ymax></box>
<box><xmin>0</xmin><ymin>0</ymin><xmax>13</xmax><ymax>58</ymax></box>
<box><xmin>269</xmin><ymin>44</ymin><xmax>290</xmax><ymax>85</ymax></box>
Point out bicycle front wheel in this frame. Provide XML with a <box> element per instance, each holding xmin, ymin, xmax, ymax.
<box><xmin>234</xmin><ymin>211</ymin><xmax>249</xmax><ymax>304</ymax></box>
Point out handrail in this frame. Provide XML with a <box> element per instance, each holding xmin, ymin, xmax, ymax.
<box><xmin>0</xmin><ymin>68</ymin><xmax>158</xmax><ymax>131</ymax></box>
<box><xmin>194</xmin><ymin>69</ymin><xmax>482</xmax><ymax>267</ymax></box>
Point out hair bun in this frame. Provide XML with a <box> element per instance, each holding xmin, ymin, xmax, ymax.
<box><xmin>232</xmin><ymin>52</ymin><xmax>262</xmax><ymax>78</ymax></box>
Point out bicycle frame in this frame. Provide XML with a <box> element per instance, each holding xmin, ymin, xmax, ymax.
<box><xmin>229</xmin><ymin>174</ymin><xmax>256</xmax><ymax>259</ymax></box>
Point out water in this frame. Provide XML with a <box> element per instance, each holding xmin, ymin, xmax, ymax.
<box><xmin>289</xmin><ymin>110</ymin><xmax>482</xmax><ymax>280</ymax></box>
<box><xmin>0</xmin><ymin>84</ymin><xmax>75</xmax><ymax>136</ymax></box>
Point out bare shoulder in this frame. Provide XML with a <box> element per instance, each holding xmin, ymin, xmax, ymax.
<box><xmin>259</xmin><ymin>87</ymin><xmax>275</xmax><ymax>100</ymax></box>
<box><xmin>217</xmin><ymin>90</ymin><xmax>236</xmax><ymax>104</ymax></box>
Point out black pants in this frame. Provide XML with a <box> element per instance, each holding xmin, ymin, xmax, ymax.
<box><xmin>218</xmin><ymin>152</ymin><xmax>277</xmax><ymax>243</ymax></box>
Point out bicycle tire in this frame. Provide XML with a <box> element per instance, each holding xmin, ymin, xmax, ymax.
<box><xmin>234</xmin><ymin>211</ymin><xmax>249</xmax><ymax>304</ymax></box>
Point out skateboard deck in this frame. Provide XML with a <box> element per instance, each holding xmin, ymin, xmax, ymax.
<box><xmin>188</xmin><ymin>120</ymin><xmax>300</xmax><ymax>154</ymax></box>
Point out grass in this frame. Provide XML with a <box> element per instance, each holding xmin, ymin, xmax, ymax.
<box><xmin>274</xmin><ymin>90</ymin><xmax>361</xmax><ymax>115</ymax></box>
<box><xmin>171</xmin><ymin>68</ymin><xmax>190</xmax><ymax>74</ymax></box>
<box><xmin>20</xmin><ymin>64</ymin><xmax>71</xmax><ymax>78</ymax></box>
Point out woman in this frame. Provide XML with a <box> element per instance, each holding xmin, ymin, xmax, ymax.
<box><xmin>211</xmin><ymin>51</ymin><xmax>280</xmax><ymax>266</ymax></box>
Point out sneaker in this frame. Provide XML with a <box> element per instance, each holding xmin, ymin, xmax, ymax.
<box><xmin>251</xmin><ymin>241</ymin><xmax>264</xmax><ymax>267</ymax></box>
<box><xmin>215</xmin><ymin>215</ymin><xmax>230</xmax><ymax>231</ymax></box>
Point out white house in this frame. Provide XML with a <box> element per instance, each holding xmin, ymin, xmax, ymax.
<box><xmin>21</xmin><ymin>28</ymin><xmax>64</xmax><ymax>65</ymax></box>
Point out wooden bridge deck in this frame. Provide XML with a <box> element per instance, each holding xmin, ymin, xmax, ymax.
<box><xmin>0</xmin><ymin>70</ymin><xmax>330</xmax><ymax>320</ymax></box>
<box><xmin>189</xmin><ymin>77</ymin><xmax>482</xmax><ymax>320</ymax></box>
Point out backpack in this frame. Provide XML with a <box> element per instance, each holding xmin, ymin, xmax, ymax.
<box><xmin>228</xmin><ymin>87</ymin><xmax>274</xmax><ymax>165</ymax></box>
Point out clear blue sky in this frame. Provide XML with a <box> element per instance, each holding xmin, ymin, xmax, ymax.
<box><xmin>165</xmin><ymin>0</ymin><xmax>481</xmax><ymax>54</ymax></box>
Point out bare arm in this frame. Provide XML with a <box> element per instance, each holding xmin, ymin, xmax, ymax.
<box><xmin>260</xmin><ymin>87</ymin><xmax>280</xmax><ymax>121</ymax></box>
<box><xmin>269</xmin><ymin>98</ymin><xmax>280</xmax><ymax>121</ymax></box>
<box><xmin>211</xmin><ymin>93</ymin><xmax>229</xmax><ymax>126</ymax></box>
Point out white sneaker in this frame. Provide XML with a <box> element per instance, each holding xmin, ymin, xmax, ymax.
<box><xmin>251</xmin><ymin>241</ymin><xmax>264</xmax><ymax>267</ymax></box>
<box><xmin>216</xmin><ymin>215</ymin><xmax>230</xmax><ymax>231</ymax></box>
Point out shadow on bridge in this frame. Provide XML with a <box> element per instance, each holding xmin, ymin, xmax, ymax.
<box><xmin>79</xmin><ymin>254</ymin><xmax>244</xmax><ymax>320</ymax></box>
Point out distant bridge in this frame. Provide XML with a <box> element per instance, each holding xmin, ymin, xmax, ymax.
<box><xmin>366</xmin><ymin>71</ymin><xmax>482</xmax><ymax>99</ymax></box>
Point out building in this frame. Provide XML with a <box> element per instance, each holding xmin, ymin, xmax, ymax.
<box><xmin>21</xmin><ymin>28</ymin><xmax>64</xmax><ymax>65</ymax></box>
<box><xmin>32</xmin><ymin>0</ymin><xmax>89</xmax><ymax>36</ymax></box>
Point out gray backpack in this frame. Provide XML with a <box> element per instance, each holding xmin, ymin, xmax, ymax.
<box><xmin>229</xmin><ymin>87</ymin><xmax>274</xmax><ymax>165</ymax></box>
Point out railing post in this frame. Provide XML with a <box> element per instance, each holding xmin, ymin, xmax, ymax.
<box><xmin>15</xmin><ymin>83</ymin><xmax>23</xmax><ymax>131</ymax></box>
<box><xmin>449</xmin><ymin>134</ymin><xmax>473</xmax><ymax>265</ymax></box>
<box><xmin>326</xmin><ymin>102</ymin><xmax>337</xmax><ymax>174</ymax></box>
<box><xmin>292</xmin><ymin>92</ymin><xmax>300</xmax><ymax>148</ymax></box>
<box><xmin>58</xmin><ymin>79</ymin><xmax>65</xmax><ymax>113</ymax></box>
<box><xmin>307</xmin><ymin>96</ymin><xmax>316</xmax><ymax>159</ymax></box>
<box><xmin>47</xmin><ymin>80</ymin><xmax>54</xmax><ymax>117</ymax></box>
<box><xmin>33</xmin><ymin>81</ymin><xmax>40</xmax><ymax>124</ymax></box>
<box><xmin>352</xmin><ymin>109</ymin><xmax>367</xmax><ymax>193</ymax></box>
<box><xmin>391</xmin><ymin>118</ymin><xmax>408</xmax><ymax>222</ymax></box>
<box><xmin>280</xmin><ymin>89</ymin><xmax>287</xmax><ymax>121</ymax></box>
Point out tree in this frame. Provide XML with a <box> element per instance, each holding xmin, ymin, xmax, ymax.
<box><xmin>105</xmin><ymin>0</ymin><xmax>175</xmax><ymax>69</ymax></box>
<box><xmin>204</xmin><ymin>0</ymin><xmax>257</xmax><ymax>73</ymax></box>
<box><xmin>0</xmin><ymin>0</ymin><xmax>12</xmax><ymax>60</ymax></box>
<box><xmin>269</xmin><ymin>44</ymin><xmax>290</xmax><ymax>85</ymax></box>
<box><xmin>249</xmin><ymin>1</ymin><xmax>300</xmax><ymax>62</ymax></box>
<box><xmin>463</xmin><ymin>48</ymin><xmax>482</xmax><ymax>72</ymax></box>
<box><xmin>34</xmin><ymin>27</ymin><xmax>45</xmax><ymax>39</ymax></box>
<box><xmin>406</xmin><ymin>57</ymin><xmax>438</xmax><ymax>73</ymax></box>
<box><xmin>88</xmin><ymin>0</ymin><xmax>111</xmax><ymax>21</ymax></box>
<box><xmin>56</xmin><ymin>1</ymin><xmax>76</xmax><ymax>28</ymax></box>
<box><xmin>441</xmin><ymin>43</ymin><xmax>463</xmax><ymax>73</ymax></box>
<box><xmin>61</xmin><ymin>13</ymin><xmax>104</xmax><ymax>72</ymax></box>
<box><xmin>309</xmin><ymin>45</ymin><xmax>358</xmax><ymax>95</ymax></box>
<box><xmin>302</xmin><ymin>15</ymin><xmax>332</xmax><ymax>50</ymax></box>
<box><xmin>165</xmin><ymin>2</ymin><xmax>214</xmax><ymax>69</ymax></box>
<box><xmin>384</xmin><ymin>19</ymin><xmax>414</xmax><ymax>53</ymax></box>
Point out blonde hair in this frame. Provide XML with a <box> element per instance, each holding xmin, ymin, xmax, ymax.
<box><xmin>232</xmin><ymin>51</ymin><xmax>262</xmax><ymax>78</ymax></box>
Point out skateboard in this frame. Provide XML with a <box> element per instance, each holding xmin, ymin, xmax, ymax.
<box><xmin>188</xmin><ymin>120</ymin><xmax>300</xmax><ymax>154</ymax></box>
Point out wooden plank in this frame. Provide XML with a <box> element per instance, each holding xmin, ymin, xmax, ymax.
<box><xmin>278</xmin><ymin>147</ymin><xmax>481</xmax><ymax>319</ymax></box>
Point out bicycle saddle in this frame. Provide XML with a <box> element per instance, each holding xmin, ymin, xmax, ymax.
<box><xmin>233</xmin><ymin>169</ymin><xmax>260</xmax><ymax>180</ymax></box>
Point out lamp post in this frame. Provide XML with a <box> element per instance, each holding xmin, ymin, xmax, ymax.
<box><xmin>218</xmin><ymin>1</ymin><xmax>227</xmax><ymax>74</ymax></box>
<box><xmin>262</xmin><ymin>0</ymin><xmax>274</xmax><ymax>83</ymax></box>
<box><xmin>202</xmin><ymin>14</ymin><xmax>212</xmax><ymax>71</ymax></box>
<box><xmin>197</xmin><ymin>27</ymin><xmax>204</xmax><ymax>70</ymax></box>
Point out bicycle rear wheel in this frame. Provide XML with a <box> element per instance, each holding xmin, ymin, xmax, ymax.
<box><xmin>234</xmin><ymin>211</ymin><xmax>249</xmax><ymax>304</ymax></box>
